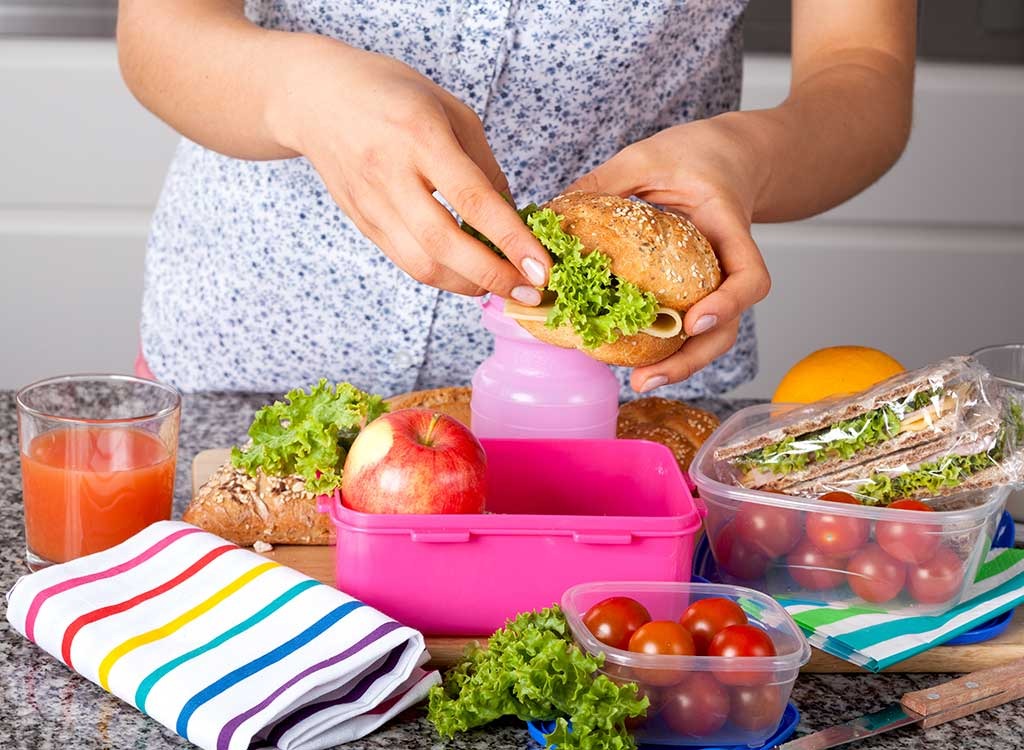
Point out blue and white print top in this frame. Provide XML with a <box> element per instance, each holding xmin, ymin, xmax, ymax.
<box><xmin>142</xmin><ymin>0</ymin><xmax>756</xmax><ymax>398</ymax></box>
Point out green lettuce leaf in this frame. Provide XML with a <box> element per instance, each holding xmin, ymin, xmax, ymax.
<box><xmin>461</xmin><ymin>202</ymin><xmax>659</xmax><ymax>348</ymax></box>
<box><xmin>461</xmin><ymin>203</ymin><xmax>541</xmax><ymax>258</ymax></box>
<box><xmin>736</xmin><ymin>388</ymin><xmax>944</xmax><ymax>476</ymax></box>
<box><xmin>1009</xmin><ymin>398</ymin><xmax>1024</xmax><ymax>445</ymax></box>
<box><xmin>427</xmin><ymin>606</ymin><xmax>648</xmax><ymax>750</ymax></box>
<box><xmin>527</xmin><ymin>208</ymin><xmax>659</xmax><ymax>348</ymax></box>
<box><xmin>857</xmin><ymin>449</ymin><xmax>998</xmax><ymax>505</ymax></box>
<box><xmin>230</xmin><ymin>379</ymin><xmax>388</xmax><ymax>494</ymax></box>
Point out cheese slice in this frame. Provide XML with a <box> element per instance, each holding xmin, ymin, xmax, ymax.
<box><xmin>900</xmin><ymin>393</ymin><xmax>958</xmax><ymax>433</ymax></box>
<box><xmin>503</xmin><ymin>294</ymin><xmax>683</xmax><ymax>339</ymax></box>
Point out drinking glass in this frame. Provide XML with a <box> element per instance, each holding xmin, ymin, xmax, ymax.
<box><xmin>972</xmin><ymin>345</ymin><xmax>1024</xmax><ymax>521</ymax></box>
<box><xmin>16</xmin><ymin>374</ymin><xmax>181</xmax><ymax>570</ymax></box>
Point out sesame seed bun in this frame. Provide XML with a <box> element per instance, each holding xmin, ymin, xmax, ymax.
<box><xmin>517</xmin><ymin>318</ymin><xmax>684</xmax><ymax>366</ymax></box>
<box><xmin>616</xmin><ymin>397</ymin><xmax>721</xmax><ymax>473</ymax></box>
<box><xmin>385</xmin><ymin>386</ymin><xmax>472</xmax><ymax>427</ymax></box>
<box><xmin>519</xmin><ymin>191</ymin><xmax>721</xmax><ymax>367</ymax></box>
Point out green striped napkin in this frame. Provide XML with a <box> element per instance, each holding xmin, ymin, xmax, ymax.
<box><xmin>778</xmin><ymin>548</ymin><xmax>1024</xmax><ymax>671</ymax></box>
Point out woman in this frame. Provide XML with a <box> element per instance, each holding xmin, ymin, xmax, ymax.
<box><xmin>118</xmin><ymin>0</ymin><xmax>915</xmax><ymax>398</ymax></box>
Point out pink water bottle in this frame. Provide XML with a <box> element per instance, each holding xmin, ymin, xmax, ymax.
<box><xmin>471</xmin><ymin>295</ymin><xmax>621</xmax><ymax>438</ymax></box>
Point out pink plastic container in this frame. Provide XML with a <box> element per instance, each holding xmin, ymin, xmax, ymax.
<box><xmin>470</xmin><ymin>295</ymin><xmax>621</xmax><ymax>439</ymax></box>
<box><xmin>318</xmin><ymin>438</ymin><xmax>703</xmax><ymax>635</ymax></box>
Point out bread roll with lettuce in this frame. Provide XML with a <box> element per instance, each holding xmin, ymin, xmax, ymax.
<box><xmin>499</xmin><ymin>192</ymin><xmax>722</xmax><ymax>367</ymax></box>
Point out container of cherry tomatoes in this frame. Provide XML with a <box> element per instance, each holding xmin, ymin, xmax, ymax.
<box><xmin>563</xmin><ymin>581</ymin><xmax>810</xmax><ymax>747</ymax></box>
<box><xmin>691</xmin><ymin>406</ymin><xmax>1010</xmax><ymax>612</ymax></box>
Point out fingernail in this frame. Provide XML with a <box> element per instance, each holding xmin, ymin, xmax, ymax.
<box><xmin>640</xmin><ymin>375</ymin><xmax>668</xmax><ymax>393</ymax></box>
<box><xmin>511</xmin><ymin>285</ymin><xmax>542</xmax><ymax>306</ymax></box>
<box><xmin>522</xmin><ymin>257</ymin><xmax>547</xmax><ymax>287</ymax></box>
<box><xmin>691</xmin><ymin>315</ymin><xmax>718</xmax><ymax>336</ymax></box>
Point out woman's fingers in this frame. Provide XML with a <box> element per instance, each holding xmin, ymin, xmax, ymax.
<box><xmin>398</xmin><ymin>182</ymin><xmax>542</xmax><ymax>303</ymax></box>
<box><xmin>443</xmin><ymin>99</ymin><xmax>511</xmax><ymax>194</ymax></box>
<box><xmin>630</xmin><ymin>317</ymin><xmax>742</xmax><ymax>392</ymax></box>
<box><xmin>677</xmin><ymin>197</ymin><xmax>770</xmax><ymax>337</ymax></box>
<box><xmin>356</xmin><ymin>187</ymin><xmax>485</xmax><ymax>296</ymax></box>
<box><xmin>426</xmin><ymin>144</ymin><xmax>550</xmax><ymax>290</ymax></box>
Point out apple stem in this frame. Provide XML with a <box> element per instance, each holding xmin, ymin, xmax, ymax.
<box><xmin>422</xmin><ymin>412</ymin><xmax>442</xmax><ymax>446</ymax></box>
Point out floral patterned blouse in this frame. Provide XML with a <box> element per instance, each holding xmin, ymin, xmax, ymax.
<box><xmin>141</xmin><ymin>0</ymin><xmax>756</xmax><ymax>398</ymax></box>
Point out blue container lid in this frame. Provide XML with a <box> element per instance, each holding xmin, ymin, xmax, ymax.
<box><xmin>526</xmin><ymin>703</ymin><xmax>800</xmax><ymax>750</ymax></box>
<box><xmin>693</xmin><ymin>510</ymin><xmax>1016</xmax><ymax>647</ymax></box>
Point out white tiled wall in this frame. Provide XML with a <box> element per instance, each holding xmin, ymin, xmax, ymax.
<box><xmin>0</xmin><ymin>40</ymin><xmax>1020</xmax><ymax>393</ymax></box>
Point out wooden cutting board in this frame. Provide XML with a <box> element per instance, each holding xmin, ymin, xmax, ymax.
<box><xmin>192</xmin><ymin>448</ymin><xmax>1024</xmax><ymax>673</ymax></box>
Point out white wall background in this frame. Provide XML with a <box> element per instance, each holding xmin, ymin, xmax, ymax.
<box><xmin>0</xmin><ymin>39</ymin><xmax>1021</xmax><ymax>394</ymax></box>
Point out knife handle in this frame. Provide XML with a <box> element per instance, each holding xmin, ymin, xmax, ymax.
<box><xmin>901</xmin><ymin>656</ymin><xmax>1024</xmax><ymax>729</ymax></box>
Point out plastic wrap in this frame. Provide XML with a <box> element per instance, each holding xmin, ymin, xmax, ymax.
<box><xmin>714</xmin><ymin>355</ymin><xmax>1024</xmax><ymax>506</ymax></box>
<box><xmin>690</xmin><ymin>355</ymin><xmax>1022</xmax><ymax>611</ymax></box>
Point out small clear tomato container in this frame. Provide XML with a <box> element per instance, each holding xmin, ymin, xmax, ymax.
<box><xmin>691</xmin><ymin>404</ymin><xmax>1010</xmax><ymax>613</ymax></box>
<box><xmin>562</xmin><ymin>581</ymin><xmax>810</xmax><ymax>747</ymax></box>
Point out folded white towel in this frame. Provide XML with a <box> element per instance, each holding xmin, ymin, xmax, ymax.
<box><xmin>5</xmin><ymin>521</ymin><xmax>440</xmax><ymax>750</ymax></box>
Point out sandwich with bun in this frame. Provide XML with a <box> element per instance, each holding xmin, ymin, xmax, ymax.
<box><xmin>472</xmin><ymin>191</ymin><xmax>722</xmax><ymax>367</ymax></box>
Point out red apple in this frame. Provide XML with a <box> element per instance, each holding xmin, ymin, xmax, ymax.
<box><xmin>341</xmin><ymin>408</ymin><xmax>487</xmax><ymax>514</ymax></box>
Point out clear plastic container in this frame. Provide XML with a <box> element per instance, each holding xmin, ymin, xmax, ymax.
<box><xmin>692</xmin><ymin>404</ymin><xmax>1010</xmax><ymax>613</ymax></box>
<box><xmin>562</xmin><ymin>581</ymin><xmax>810</xmax><ymax>747</ymax></box>
<box><xmin>318</xmin><ymin>438</ymin><xmax>702</xmax><ymax>635</ymax></box>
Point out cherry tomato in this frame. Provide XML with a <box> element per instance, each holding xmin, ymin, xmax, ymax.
<box><xmin>875</xmin><ymin>499</ymin><xmax>941</xmax><ymax>564</ymax></box>
<box><xmin>678</xmin><ymin>598</ymin><xmax>748</xmax><ymax>655</ymax></box>
<box><xmin>734</xmin><ymin>503</ymin><xmax>803</xmax><ymax>557</ymax></box>
<box><xmin>708</xmin><ymin>624</ymin><xmax>777</xmax><ymax>686</ymax></box>
<box><xmin>806</xmin><ymin>493</ymin><xmax>870</xmax><ymax>558</ymax></box>
<box><xmin>820</xmin><ymin>491</ymin><xmax>860</xmax><ymax>504</ymax></box>
<box><xmin>846</xmin><ymin>543</ymin><xmax>907</xmax><ymax>603</ymax></box>
<box><xmin>712</xmin><ymin>521</ymin><xmax>772</xmax><ymax>581</ymax></box>
<box><xmin>907</xmin><ymin>545</ymin><xmax>965</xmax><ymax>604</ymax></box>
<box><xmin>660</xmin><ymin>672</ymin><xmax>730</xmax><ymax>737</ymax></box>
<box><xmin>582</xmin><ymin>596</ymin><xmax>652</xmax><ymax>651</ymax></box>
<box><xmin>730</xmin><ymin>683</ymin><xmax>786</xmax><ymax>732</ymax></box>
<box><xmin>628</xmin><ymin>620</ymin><xmax>695</xmax><ymax>686</ymax></box>
<box><xmin>786</xmin><ymin>537</ymin><xmax>846</xmax><ymax>591</ymax></box>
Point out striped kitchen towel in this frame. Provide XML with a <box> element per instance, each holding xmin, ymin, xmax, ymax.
<box><xmin>5</xmin><ymin>521</ymin><xmax>440</xmax><ymax>750</ymax></box>
<box><xmin>779</xmin><ymin>547</ymin><xmax>1024</xmax><ymax>671</ymax></box>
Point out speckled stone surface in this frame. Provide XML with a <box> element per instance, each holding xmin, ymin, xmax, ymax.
<box><xmin>2</xmin><ymin>391</ymin><xmax>1023</xmax><ymax>749</ymax></box>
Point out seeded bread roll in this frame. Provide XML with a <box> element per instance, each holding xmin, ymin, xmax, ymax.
<box><xmin>385</xmin><ymin>386</ymin><xmax>472</xmax><ymax>427</ymax></box>
<box><xmin>184</xmin><ymin>461</ymin><xmax>333</xmax><ymax>546</ymax></box>
<box><xmin>617</xmin><ymin>397</ymin><xmax>721</xmax><ymax>473</ymax></box>
<box><xmin>520</xmin><ymin>192</ymin><xmax>721</xmax><ymax>367</ymax></box>
<box><xmin>517</xmin><ymin>319</ymin><xmax>684</xmax><ymax>366</ymax></box>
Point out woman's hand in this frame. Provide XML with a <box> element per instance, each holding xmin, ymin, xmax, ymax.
<box><xmin>566</xmin><ymin>114</ymin><xmax>772</xmax><ymax>393</ymax></box>
<box><xmin>268</xmin><ymin>36</ymin><xmax>548</xmax><ymax>302</ymax></box>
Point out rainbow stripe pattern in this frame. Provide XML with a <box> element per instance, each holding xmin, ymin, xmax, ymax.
<box><xmin>6</xmin><ymin>521</ymin><xmax>440</xmax><ymax>750</ymax></box>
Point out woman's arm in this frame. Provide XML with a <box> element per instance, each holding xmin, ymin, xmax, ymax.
<box><xmin>568</xmin><ymin>0</ymin><xmax>917</xmax><ymax>391</ymax></box>
<box><xmin>736</xmin><ymin>0</ymin><xmax>917</xmax><ymax>221</ymax></box>
<box><xmin>118</xmin><ymin>0</ymin><xmax>307</xmax><ymax>160</ymax></box>
<box><xmin>117</xmin><ymin>0</ymin><xmax>550</xmax><ymax>302</ymax></box>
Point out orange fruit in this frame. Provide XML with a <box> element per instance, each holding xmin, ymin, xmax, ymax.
<box><xmin>772</xmin><ymin>347</ymin><xmax>905</xmax><ymax>404</ymax></box>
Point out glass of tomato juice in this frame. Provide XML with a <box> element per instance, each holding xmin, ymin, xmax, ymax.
<box><xmin>16</xmin><ymin>374</ymin><xmax>181</xmax><ymax>570</ymax></box>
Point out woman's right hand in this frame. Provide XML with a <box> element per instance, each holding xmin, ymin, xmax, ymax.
<box><xmin>266</xmin><ymin>36</ymin><xmax>549</xmax><ymax>303</ymax></box>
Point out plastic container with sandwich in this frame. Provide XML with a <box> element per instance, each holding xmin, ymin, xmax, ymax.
<box><xmin>561</xmin><ymin>580</ymin><xmax>811</xmax><ymax>747</ymax></box>
<box><xmin>318</xmin><ymin>438</ymin><xmax>703</xmax><ymax>635</ymax></box>
<box><xmin>691</xmin><ymin>403</ymin><xmax>1011</xmax><ymax>613</ymax></box>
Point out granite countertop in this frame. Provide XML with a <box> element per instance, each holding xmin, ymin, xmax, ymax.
<box><xmin>1</xmin><ymin>391</ymin><xmax>1021</xmax><ymax>749</ymax></box>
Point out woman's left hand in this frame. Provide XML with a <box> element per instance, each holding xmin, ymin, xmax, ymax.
<box><xmin>565</xmin><ymin>114</ymin><xmax>772</xmax><ymax>393</ymax></box>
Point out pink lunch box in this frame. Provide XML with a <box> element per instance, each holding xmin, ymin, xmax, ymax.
<box><xmin>317</xmin><ymin>438</ymin><xmax>703</xmax><ymax>635</ymax></box>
